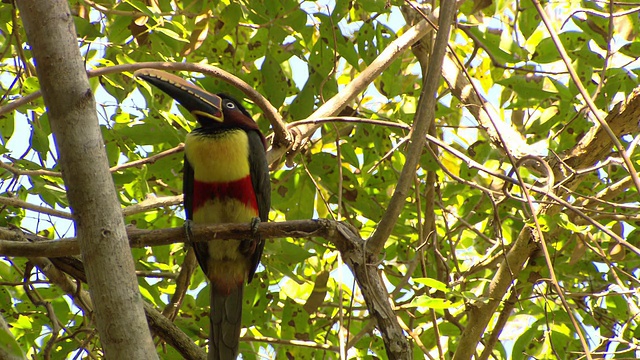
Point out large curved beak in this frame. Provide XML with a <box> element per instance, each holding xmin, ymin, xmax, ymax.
<box><xmin>134</xmin><ymin>69</ymin><xmax>223</xmax><ymax>122</ymax></box>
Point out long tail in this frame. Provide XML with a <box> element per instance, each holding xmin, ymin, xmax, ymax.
<box><xmin>209</xmin><ymin>285</ymin><xmax>244</xmax><ymax>360</ymax></box>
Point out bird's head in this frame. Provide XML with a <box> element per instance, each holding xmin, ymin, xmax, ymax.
<box><xmin>134</xmin><ymin>69</ymin><xmax>259</xmax><ymax>133</ymax></box>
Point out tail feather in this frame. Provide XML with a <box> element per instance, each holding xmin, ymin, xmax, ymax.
<box><xmin>209</xmin><ymin>285</ymin><xmax>244</xmax><ymax>360</ymax></box>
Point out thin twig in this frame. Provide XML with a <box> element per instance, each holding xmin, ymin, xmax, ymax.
<box><xmin>0</xmin><ymin>195</ymin><xmax>73</xmax><ymax>219</ymax></box>
<box><xmin>110</xmin><ymin>144</ymin><xmax>184</xmax><ymax>172</ymax></box>
<box><xmin>242</xmin><ymin>336</ymin><xmax>339</xmax><ymax>352</ymax></box>
<box><xmin>0</xmin><ymin>160</ymin><xmax>61</xmax><ymax>177</ymax></box>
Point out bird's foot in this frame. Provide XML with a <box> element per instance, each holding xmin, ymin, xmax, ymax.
<box><xmin>183</xmin><ymin>219</ymin><xmax>194</xmax><ymax>246</ymax></box>
<box><xmin>250</xmin><ymin>217</ymin><xmax>261</xmax><ymax>237</ymax></box>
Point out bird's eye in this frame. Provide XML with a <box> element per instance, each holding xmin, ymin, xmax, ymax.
<box><xmin>225</xmin><ymin>101</ymin><xmax>236</xmax><ymax>109</ymax></box>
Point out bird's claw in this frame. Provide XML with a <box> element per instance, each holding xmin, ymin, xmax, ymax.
<box><xmin>183</xmin><ymin>219</ymin><xmax>194</xmax><ymax>246</ymax></box>
<box><xmin>250</xmin><ymin>217</ymin><xmax>261</xmax><ymax>237</ymax></box>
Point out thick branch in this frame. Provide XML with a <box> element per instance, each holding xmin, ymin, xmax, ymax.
<box><xmin>144</xmin><ymin>302</ymin><xmax>207</xmax><ymax>360</ymax></box>
<box><xmin>551</xmin><ymin>87</ymin><xmax>640</xmax><ymax>183</ymax></box>
<box><xmin>453</xmin><ymin>229</ymin><xmax>539</xmax><ymax>359</ymax></box>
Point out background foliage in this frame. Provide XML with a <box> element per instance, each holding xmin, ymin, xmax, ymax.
<box><xmin>1</xmin><ymin>0</ymin><xmax>640</xmax><ymax>359</ymax></box>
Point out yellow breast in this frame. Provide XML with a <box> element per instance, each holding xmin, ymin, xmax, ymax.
<box><xmin>184</xmin><ymin>129</ymin><xmax>250</xmax><ymax>182</ymax></box>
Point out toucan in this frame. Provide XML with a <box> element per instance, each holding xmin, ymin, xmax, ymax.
<box><xmin>135</xmin><ymin>69</ymin><xmax>271</xmax><ymax>360</ymax></box>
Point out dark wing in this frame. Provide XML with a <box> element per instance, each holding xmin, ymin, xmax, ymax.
<box><xmin>184</xmin><ymin>155</ymin><xmax>210</xmax><ymax>274</ymax></box>
<box><xmin>246</xmin><ymin>129</ymin><xmax>271</xmax><ymax>282</ymax></box>
<box><xmin>183</xmin><ymin>155</ymin><xmax>194</xmax><ymax>221</ymax></box>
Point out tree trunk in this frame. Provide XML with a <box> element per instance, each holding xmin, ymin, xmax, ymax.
<box><xmin>15</xmin><ymin>1</ymin><xmax>157</xmax><ymax>358</ymax></box>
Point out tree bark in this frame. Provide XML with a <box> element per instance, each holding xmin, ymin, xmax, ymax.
<box><xmin>15</xmin><ymin>1</ymin><xmax>157</xmax><ymax>358</ymax></box>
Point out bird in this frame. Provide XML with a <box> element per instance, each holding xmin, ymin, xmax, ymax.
<box><xmin>135</xmin><ymin>69</ymin><xmax>271</xmax><ymax>360</ymax></box>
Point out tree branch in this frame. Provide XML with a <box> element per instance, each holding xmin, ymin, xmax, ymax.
<box><xmin>0</xmin><ymin>62</ymin><xmax>288</xmax><ymax>156</ymax></box>
<box><xmin>0</xmin><ymin>161</ymin><xmax>61</xmax><ymax>178</ymax></box>
<box><xmin>0</xmin><ymin>195</ymin><xmax>73</xmax><ymax>219</ymax></box>
<box><xmin>367</xmin><ymin>0</ymin><xmax>455</xmax><ymax>255</ymax></box>
<box><xmin>271</xmin><ymin>8</ymin><xmax>440</xmax><ymax>165</ymax></box>
<box><xmin>243</xmin><ymin>336</ymin><xmax>339</xmax><ymax>352</ymax></box>
<box><xmin>144</xmin><ymin>302</ymin><xmax>207</xmax><ymax>360</ymax></box>
<box><xmin>109</xmin><ymin>143</ymin><xmax>185</xmax><ymax>172</ymax></box>
<box><xmin>550</xmin><ymin>87</ymin><xmax>640</xmax><ymax>184</ymax></box>
<box><xmin>1</xmin><ymin>143</ymin><xmax>185</xmax><ymax>179</ymax></box>
<box><xmin>0</xmin><ymin>219</ymin><xmax>339</xmax><ymax>257</ymax></box>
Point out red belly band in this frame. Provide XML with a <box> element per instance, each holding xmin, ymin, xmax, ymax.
<box><xmin>192</xmin><ymin>175</ymin><xmax>259</xmax><ymax>212</ymax></box>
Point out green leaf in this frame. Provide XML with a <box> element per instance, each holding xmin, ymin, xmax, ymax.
<box><xmin>409</xmin><ymin>295</ymin><xmax>457</xmax><ymax>310</ymax></box>
<box><xmin>518</xmin><ymin>4</ymin><xmax>540</xmax><ymax>39</ymax></box>
<box><xmin>74</xmin><ymin>16</ymin><xmax>102</xmax><ymax>40</ymax></box>
<box><xmin>619</xmin><ymin>41</ymin><xmax>640</xmax><ymax>58</ymax></box>
<box><xmin>413</xmin><ymin>277</ymin><xmax>449</xmax><ymax>292</ymax></box>
<box><xmin>154</xmin><ymin>27</ymin><xmax>188</xmax><ymax>43</ymax></box>
<box><xmin>0</xmin><ymin>325</ymin><xmax>26</xmax><ymax>360</ymax></box>
<box><xmin>272</xmin><ymin>167</ymin><xmax>315</xmax><ymax>220</ymax></box>
<box><xmin>288</xmin><ymin>80</ymin><xmax>316</xmax><ymax>119</ymax></box>
<box><xmin>0</xmin><ymin>112</ymin><xmax>15</xmax><ymax>149</ymax></box>
<box><xmin>570</xmin><ymin>15</ymin><xmax>608</xmax><ymax>49</ymax></box>
<box><xmin>263</xmin><ymin>238</ymin><xmax>313</xmax><ymax>280</ymax></box>
<box><xmin>360</xmin><ymin>0</ymin><xmax>388</xmax><ymax>13</ymax></box>
<box><xmin>216</xmin><ymin>3</ymin><xmax>242</xmax><ymax>38</ymax></box>
<box><xmin>29</xmin><ymin>118</ymin><xmax>50</xmax><ymax>160</ymax></box>
<box><xmin>357</xmin><ymin>22</ymin><xmax>378</xmax><ymax>65</ymax></box>
<box><xmin>498</xmin><ymin>75</ymin><xmax>557</xmax><ymax>102</ymax></box>
<box><xmin>467</xmin><ymin>26</ymin><xmax>521</xmax><ymax>64</ymax></box>
<box><xmin>261</xmin><ymin>53</ymin><xmax>287</xmax><ymax>108</ymax></box>
<box><xmin>22</xmin><ymin>77</ymin><xmax>40</xmax><ymax>95</ymax></box>
<box><xmin>532</xmin><ymin>31</ymin><xmax>589</xmax><ymax>63</ymax></box>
